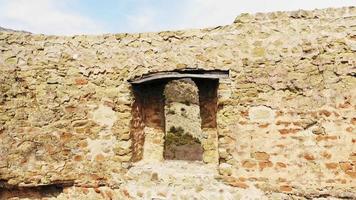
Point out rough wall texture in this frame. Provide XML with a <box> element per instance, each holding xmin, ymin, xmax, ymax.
<box><xmin>0</xmin><ymin>6</ymin><xmax>355</xmax><ymax>199</ymax></box>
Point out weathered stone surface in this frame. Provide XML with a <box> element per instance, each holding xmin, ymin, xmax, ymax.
<box><xmin>248</xmin><ymin>106</ymin><xmax>275</xmax><ymax>123</ymax></box>
<box><xmin>164</xmin><ymin>78</ymin><xmax>199</xmax><ymax>105</ymax></box>
<box><xmin>142</xmin><ymin>127</ymin><xmax>164</xmax><ymax>162</ymax></box>
<box><xmin>0</xmin><ymin>6</ymin><xmax>355</xmax><ymax>199</ymax></box>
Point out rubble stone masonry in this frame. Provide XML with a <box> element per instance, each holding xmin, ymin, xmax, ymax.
<box><xmin>0</xmin><ymin>6</ymin><xmax>355</xmax><ymax>199</ymax></box>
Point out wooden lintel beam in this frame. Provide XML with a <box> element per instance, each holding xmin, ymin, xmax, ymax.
<box><xmin>129</xmin><ymin>71</ymin><xmax>229</xmax><ymax>84</ymax></box>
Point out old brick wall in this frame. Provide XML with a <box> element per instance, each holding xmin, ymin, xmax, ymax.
<box><xmin>0</xmin><ymin>6</ymin><xmax>355</xmax><ymax>198</ymax></box>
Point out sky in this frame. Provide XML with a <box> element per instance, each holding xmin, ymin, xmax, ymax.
<box><xmin>0</xmin><ymin>0</ymin><xmax>354</xmax><ymax>35</ymax></box>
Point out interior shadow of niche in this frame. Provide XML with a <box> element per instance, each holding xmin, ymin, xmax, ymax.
<box><xmin>129</xmin><ymin>80</ymin><xmax>167</xmax><ymax>162</ymax></box>
<box><xmin>194</xmin><ymin>78</ymin><xmax>218</xmax><ymax>129</ymax></box>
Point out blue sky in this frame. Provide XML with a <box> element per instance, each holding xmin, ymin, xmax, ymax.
<box><xmin>0</xmin><ymin>0</ymin><xmax>354</xmax><ymax>35</ymax></box>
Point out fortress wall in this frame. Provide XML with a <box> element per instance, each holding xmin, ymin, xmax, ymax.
<box><xmin>0</xmin><ymin>6</ymin><xmax>355</xmax><ymax>196</ymax></box>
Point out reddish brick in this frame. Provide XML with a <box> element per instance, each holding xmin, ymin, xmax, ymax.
<box><xmin>315</xmin><ymin>135</ymin><xmax>323</xmax><ymax>142</ymax></box>
<box><xmin>326</xmin><ymin>136</ymin><xmax>338</xmax><ymax>140</ymax></box>
<box><xmin>278</xmin><ymin>128</ymin><xmax>301</xmax><ymax>135</ymax></box>
<box><xmin>319</xmin><ymin>110</ymin><xmax>331</xmax><ymax>117</ymax></box>
<box><xmin>240</xmin><ymin>111</ymin><xmax>249</xmax><ymax>117</ymax></box>
<box><xmin>259</xmin><ymin>161</ymin><xmax>273</xmax><ymax>170</ymax></box>
<box><xmin>280</xmin><ymin>185</ymin><xmax>292</xmax><ymax>192</ymax></box>
<box><xmin>242</xmin><ymin>160</ymin><xmax>257</xmax><ymax>168</ymax></box>
<box><xmin>339</xmin><ymin>162</ymin><xmax>352</xmax><ymax>172</ymax></box>
<box><xmin>230</xmin><ymin>181</ymin><xmax>249</xmax><ymax>189</ymax></box>
<box><xmin>346</xmin><ymin>127</ymin><xmax>353</xmax><ymax>133</ymax></box>
<box><xmin>95</xmin><ymin>154</ymin><xmax>105</xmax><ymax>162</ymax></box>
<box><xmin>60</xmin><ymin>132</ymin><xmax>73</xmax><ymax>142</ymax></box>
<box><xmin>238</xmin><ymin>177</ymin><xmax>247</xmax><ymax>182</ymax></box>
<box><xmin>258</xmin><ymin>123</ymin><xmax>269</xmax><ymax>128</ymax></box>
<box><xmin>304</xmin><ymin>153</ymin><xmax>315</xmax><ymax>161</ymax></box>
<box><xmin>310</xmin><ymin>111</ymin><xmax>318</xmax><ymax>118</ymax></box>
<box><xmin>74</xmin><ymin>155</ymin><xmax>83</xmax><ymax>161</ymax></box>
<box><xmin>64</xmin><ymin>106</ymin><xmax>77</xmax><ymax>113</ymax></box>
<box><xmin>345</xmin><ymin>171</ymin><xmax>356</xmax><ymax>178</ymax></box>
<box><xmin>316</xmin><ymin>135</ymin><xmax>338</xmax><ymax>142</ymax></box>
<box><xmin>325</xmin><ymin>162</ymin><xmax>338</xmax><ymax>169</ymax></box>
<box><xmin>321</xmin><ymin>151</ymin><xmax>332</xmax><ymax>159</ymax></box>
<box><xmin>62</xmin><ymin>149</ymin><xmax>71</xmax><ymax>156</ymax></box>
<box><xmin>75</xmin><ymin>78</ymin><xmax>88</xmax><ymax>85</ymax></box>
<box><xmin>222</xmin><ymin>176</ymin><xmax>249</xmax><ymax>189</ymax></box>
<box><xmin>239</xmin><ymin>121</ymin><xmax>248</xmax><ymax>125</ymax></box>
<box><xmin>351</xmin><ymin>118</ymin><xmax>356</xmax><ymax>125</ymax></box>
<box><xmin>78</xmin><ymin>140</ymin><xmax>88</xmax><ymax>148</ymax></box>
<box><xmin>254</xmin><ymin>152</ymin><xmax>270</xmax><ymax>160</ymax></box>
<box><xmin>94</xmin><ymin>187</ymin><xmax>101</xmax><ymax>193</ymax></box>
<box><xmin>276</xmin><ymin>121</ymin><xmax>291</xmax><ymax>126</ymax></box>
<box><xmin>276</xmin><ymin>162</ymin><xmax>287</xmax><ymax>168</ymax></box>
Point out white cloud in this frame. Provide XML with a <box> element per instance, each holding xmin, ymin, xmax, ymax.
<box><xmin>0</xmin><ymin>0</ymin><xmax>106</xmax><ymax>35</ymax></box>
<box><xmin>126</xmin><ymin>7</ymin><xmax>159</xmax><ymax>33</ymax></box>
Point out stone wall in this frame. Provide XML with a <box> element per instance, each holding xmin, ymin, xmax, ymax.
<box><xmin>0</xmin><ymin>6</ymin><xmax>355</xmax><ymax>199</ymax></box>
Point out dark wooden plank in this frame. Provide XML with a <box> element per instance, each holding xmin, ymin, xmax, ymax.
<box><xmin>129</xmin><ymin>71</ymin><xmax>229</xmax><ymax>84</ymax></box>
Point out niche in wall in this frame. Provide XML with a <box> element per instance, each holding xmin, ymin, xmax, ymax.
<box><xmin>129</xmin><ymin>70</ymin><xmax>228</xmax><ymax>164</ymax></box>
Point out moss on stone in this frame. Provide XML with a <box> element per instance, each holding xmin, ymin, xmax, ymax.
<box><xmin>165</xmin><ymin>126</ymin><xmax>201</xmax><ymax>146</ymax></box>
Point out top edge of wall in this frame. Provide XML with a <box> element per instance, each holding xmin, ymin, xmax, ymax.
<box><xmin>0</xmin><ymin>6</ymin><xmax>354</xmax><ymax>37</ymax></box>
